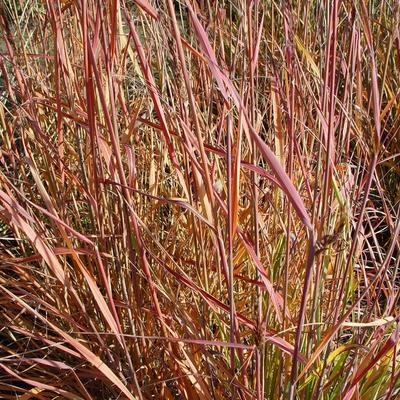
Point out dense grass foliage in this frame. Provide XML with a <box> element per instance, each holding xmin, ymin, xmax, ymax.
<box><xmin>0</xmin><ymin>1</ymin><xmax>399</xmax><ymax>399</ymax></box>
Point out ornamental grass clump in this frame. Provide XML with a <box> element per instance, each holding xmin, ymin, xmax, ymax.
<box><xmin>0</xmin><ymin>1</ymin><xmax>399</xmax><ymax>399</ymax></box>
